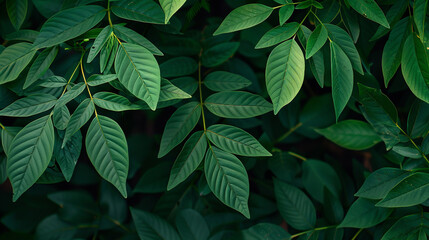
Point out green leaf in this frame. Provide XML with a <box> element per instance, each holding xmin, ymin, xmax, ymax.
<box><xmin>203</xmin><ymin>71</ymin><xmax>251</xmax><ymax>92</ymax></box>
<box><xmin>239</xmin><ymin>223</ymin><xmax>291</xmax><ymax>239</ymax></box>
<box><xmin>160</xmin><ymin>0</ymin><xmax>187</xmax><ymax>24</ymax></box>
<box><xmin>206</xmin><ymin>124</ymin><xmax>271</xmax><ymax>157</ymax></box>
<box><xmin>279</xmin><ymin>5</ymin><xmax>294</xmax><ymax>25</ymax></box>
<box><xmin>7</xmin><ymin>115</ymin><xmax>55</xmax><ymax>201</ymax></box>
<box><xmin>201</xmin><ymin>42</ymin><xmax>240</xmax><ymax>68</ymax></box>
<box><xmin>158</xmin><ymin>101</ymin><xmax>201</xmax><ymax>158</ymax></box>
<box><xmin>338</xmin><ymin>198</ymin><xmax>392</xmax><ymax>228</ymax></box>
<box><xmin>358</xmin><ymin>84</ymin><xmax>400</xmax><ymax>150</ymax></box>
<box><xmin>302</xmin><ymin>159</ymin><xmax>341</xmax><ymax>202</ymax></box>
<box><xmin>381</xmin><ymin>213</ymin><xmax>429</xmax><ymax>240</ymax></box>
<box><xmin>370</xmin><ymin>0</ymin><xmax>408</xmax><ymax>41</ymax></box>
<box><xmin>175</xmin><ymin>209</ymin><xmax>210</xmax><ymax>240</ymax></box>
<box><xmin>330</xmin><ymin>41</ymin><xmax>353</xmax><ymax>120</ymax></box>
<box><xmin>266</xmin><ymin>39</ymin><xmax>305</xmax><ymax>114</ymax></box>
<box><xmin>306</xmin><ymin>24</ymin><xmax>328</xmax><ymax>59</ymax></box>
<box><xmin>376</xmin><ymin>172</ymin><xmax>429</xmax><ymax>207</ymax></box>
<box><xmin>356</xmin><ymin>168</ymin><xmax>413</xmax><ymax>200</ymax></box>
<box><xmin>6</xmin><ymin>0</ymin><xmax>28</xmax><ymax>30</ymax></box>
<box><xmin>134</xmin><ymin>162</ymin><xmax>171</xmax><ymax>193</ymax></box>
<box><xmin>87</xmin><ymin>26</ymin><xmax>112</xmax><ymax>63</ymax></box>
<box><xmin>111</xmin><ymin>0</ymin><xmax>165</xmax><ymax>24</ymax></box>
<box><xmin>86</xmin><ymin>115</ymin><xmax>129</xmax><ymax>198</ymax></box>
<box><xmin>255</xmin><ymin>22</ymin><xmax>299</xmax><ymax>49</ymax></box>
<box><xmin>274</xmin><ymin>178</ymin><xmax>316</xmax><ymax>230</ymax></box>
<box><xmin>0</xmin><ymin>94</ymin><xmax>57</xmax><ymax>117</ymax></box>
<box><xmin>298</xmin><ymin>25</ymin><xmax>325</xmax><ymax>87</ymax></box>
<box><xmin>315</xmin><ymin>120</ymin><xmax>381</xmax><ymax>150</ymax></box>
<box><xmin>87</xmin><ymin>74</ymin><xmax>117</xmax><ymax>86</ymax></box>
<box><xmin>392</xmin><ymin>144</ymin><xmax>421</xmax><ymax>159</ymax></box>
<box><xmin>93</xmin><ymin>92</ymin><xmax>140</xmax><ymax>111</ymax></box>
<box><xmin>167</xmin><ymin>131</ymin><xmax>207</xmax><ymax>190</ymax></box>
<box><xmin>39</xmin><ymin>75</ymin><xmax>67</xmax><ymax>88</ymax></box>
<box><xmin>24</xmin><ymin>46</ymin><xmax>58</xmax><ymax>89</ymax></box>
<box><xmin>204</xmin><ymin>146</ymin><xmax>250</xmax><ymax>218</ymax></box>
<box><xmin>35</xmin><ymin>214</ymin><xmax>77</xmax><ymax>240</ymax></box>
<box><xmin>54</xmin><ymin>130</ymin><xmax>82</xmax><ymax>182</ymax></box>
<box><xmin>55</xmin><ymin>83</ymin><xmax>86</xmax><ymax>108</ymax></box>
<box><xmin>115</xmin><ymin>42</ymin><xmax>161</xmax><ymax>110</ymax></box>
<box><xmin>1</xmin><ymin>127</ymin><xmax>21</xmax><ymax>157</ymax></box>
<box><xmin>325</xmin><ymin>24</ymin><xmax>363</xmax><ymax>74</ymax></box>
<box><xmin>349</xmin><ymin>0</ymin><xmax>389</xmax><ymax>28</ymax></box>
<box><xmin>0</xmin><ymin>42</ymin><xmax>37</xmax><ymax>84</ymax></box>
<box><xmin>63</xmin><ymin>98</ymin><xmax>94</xmax><ymax>148</ymax></box>
<box><xmin>113</xmin><ymin>24</ymin><xmax>163</xmax><ymax>56</ymax></box>
<box><xmin>160</xmin><ymin>57</ymin><xmax>198</xmax><ymax>78</ymax></box>
<box><xmin>213</xmin><ymin>4</ymin><xmax>273</xmax><ymax>35</ymax></box>
<box><xmin>33</xmin><ymin>5</ymin><xmax>106</xmax><ymax>49</ymax></box>
<box><xmin>100</xmin><ymin>35</ymin><xmax>117</xmax><ymax>73</ymax></box>
<box><xmin>407</xmin><ymin>100</ymin><xmax>429</xmax><ymax>138</ymax></box>
<box><xmin>413</xmin><ymin>0</ymin><xmax>428</xmax><ymax>38</ymax></box>
<box><xmin>130</xmin><ymin>207</ymin><xmax>181</xmax><ymax>240</ymax></box>
<box><xmin>382</xmin><ymin>17</ymin><xmax>411</xmax><ymax>87</ymax></box>
<box><xmin>205</xmin><ymin>91</ymin><xmax>272</xmax><ymax>119</ymax></box>
<box><xmin>159</xmin><ymin>78</ymin><xmax>192</xmax><ymax>101</ymax></box>
<box><xmin>401</xmin><ymin>34</ymin><xmax>429</xmax><ymax>103</ymax></box>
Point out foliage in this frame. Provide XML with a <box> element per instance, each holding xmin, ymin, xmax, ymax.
<box><xmin>0</xmin><ymin>0</ymin><xmax>428</xmax><ymax>239</ymax></box>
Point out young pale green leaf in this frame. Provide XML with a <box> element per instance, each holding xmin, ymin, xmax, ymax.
<box><xmin>255</xmin><ymin>22</ymin><xmax>299</xmax><ymax>49</ymax></box>
<box><xmin>86</xmin><ymin>115</ymin><xmax>129</xmax><ymax>198</ymax></box>
<box><xmin>240</xmin><ymin>223</ymin><xmax>291</xmax><ymax>239</ymax></box>
<box><xmin>175</xmin><ymin>209</ymin><xmax>210</xmax><ymax>240</ymax></box>
<box><xmin>167</xmin><ymin>131</ymin><xmax>207</xmax><ymax>190</ymax></box>
<box><xmin>115</xmin><ymin>43</ymin><xmax>161</xmax><ymax>110</ymax></box>
<box><xmin>358</xmin><ymin>84</ymin><xmax>400</xmax><ymax>150</ymax></box>
<box><xmin>158</xmin><ymin>102</ymin><xmax>201</xmax><ymax>158</ymax></box>
<box><xmin>93</xmin><ymin>92</ymin><xmax>140</xmax><ymax>112</ymax></box>
<box><xmin>159</xmin><ymin>0</ymin><xmax>187</xmax><ymax>24</ymax></box>
<box><xmin>1</xmin><ymin>127</ymin><xmax>21</xmax><ymax>157</ymax></box>
<box><xmin>325</xmin><ymin>24</ymin><xmax>363</xmax><ymax>74</ymax></box>
<box><xmin>24</xmin><ymin>46</ymin><xmax>58</xmax><ymax>89</ymax></box>
<box><xmin>159</xmin><ymin>78</ymin><xmax>191</xmax><ymax>102</ymax></box>
<box><xmin>62</xmin><ymin>98</ymin><xmax>94</xmax><ymax>148</ymax></box>
<box><xmin>160</xmin><ymin>57</ymin><xmax>198</xmax><ymax>78</ymax></box>
<box><xmin>279</xmin><ymin>5</ymin><xmax>294</xmax><ymax>25</ymax></box>
<box><xmin>111</xmin><ymin>0</ymin><xmax>164</xmax><ymax>24</ymax></box>
<box><xmin>348</xmin><ymin>0</ymin><xmax>389</xmax><ymax>28</ymax></box>
<box><xmin>413</xmin><ymin>0</ymin><xmax>428</xmax><ymax>38</ymax></box>
<box><xmin>315</xmin><ymin>120</ymin><xmax>381</xmax><ymax>150</ymax></box>
<box><xmin>6</xmin><ymin>0</ymin><xmax>28</xmax><ymax>30</ymax></box>
<box><xmin>266</xmin><ymin>39</ymin><xmax>304</xmax><ymax>114</ymax></box>
<box><xmin>39</xmin><ymin>75</ymin><xmax>67</xmax><ymax>88</ymax></box>
<box><xmin>113</xmin><ymin>25</ymin><xmax>163</xmax><ymax>56</ymax></box>
<box><xmin>401</xmin><ymin>34</ymin><xmax>429</xmax><ymax>103</ymax></box>
<box><xmin>54</xmin><ymin>130</ymin><xmax>82</xmax><ymax>182</ymax></box>
<box><xmin>302</xmin><ymin>159</ymin><xmax>341</xmax><ymax>203</ymax></box>
<box><xmin>33</xmin><ymin>5</ymin><xmax>106</xmax><ymax>49</ymax></box>
<box><xmin>205</xmin><ymin>91</ymin><xmax>272</xmax><ymax>119</ymax></box>
<box><xmin>87</xmin><ymin>74</ymin><xmax>117</xmax><ymax>86</ymax></box>
<box><xmin>0</xmin><ymin>94</ymin><xmax>56</xmax><ymax>117</ymax></box>
<box><xmin>0</xmin><ymin>42</ymin><xmax>37</xmax><ymax>84</ymax></box>
<box><xmin>407</xmin><ymin>100</ymin><xmax>429</xmax><ymax>138</ymax></box>
<box><xmin>7</xmin><ymin>115</ymin><xmax>55</xmax><ymax>201</ymax></box>
<box><xmin>376</xmin><ymin>172</ymin><xmax>429</xmax><ymax>207</ymax></box>
<box><xmin>381</xmin><ymin>213</ymin><xmax>429</xmax><ymax>240</ymax></box>
<box><xmin>130</xmin><ymin>208</ymin><xmax>181</xmax><ymax>240</ymax></box>
<box><xmin>206</xmin><ymin>124</ymin><xmax>271</xmax><ymax>157</ymax></box>
<box><xmin>203</xmin><ymin>71</ymin><xmax>251</xmax><ymax>92</ymax></box>
<box><xmin>306</xmin><ymin>24</ymin><xmax>328</xmax><ymax>59</ymax></box>
<box><xmin>382</xmin><ymin>17</ymin><xmax>410</xmax><ymax>87</ymax></box>
<box><xmin>55</xmin><ymin>83</ymin><xmax>86</xmax><ymax>108</ymax></box>
<box><xmin>204</xmin><ymin>147</ymin><xmax>250</xmax><ymax>218</ymax></box>
<box><xmin>87</xmin><ymin>26</ymin><xmax>112</xmax><ymax>63</ymax></box>
<box><xmin>338</xmin><ymin>198</ymin><xmax>392</xmax><ymax>228</ymax></box>
<box><xmin>201</xmin><ymin>42</ymin><xmax>240</xmax><ymax>68</ymax></box>
<box><xmin>213</xmin><ymin>4</ymin><xmax>273</xmax><ymax>35</ymax></box>
<box><xmin>274</xmin><ymin>178</ymin><xmax>316</xmax><ymax>230</ymax></box>
<box><xmin>330</xmin><ymin>41</ymin><xmax>353</xmax><ymax>120</ymax></box>
<box><xmin>356</xmin><ymin>168</ymin><xmax>413</xmax><ymax>200</ymax></box>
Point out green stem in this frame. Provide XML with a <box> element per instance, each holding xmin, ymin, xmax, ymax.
<box><xmin>107</xmin><ymin>0</ymin><xmax>113</xmax><ymax>27</ymax></box>
<box><xmin>290</xmin><ymin>225</ymin><xmax>337</xmax><ymax>239</ymax></box>
<box><xmin>276</xmin><ymin>122</ymin><xmax>303</xmax><ymax>143</ymax></box>
<box><xmin>310</xmin><ymin>10</ymin><xmax>332</xmax><ymax>42</ymax></box>
<box><xmin>351</xmin><ymin>228</ymin><xmax>364</xmax><ymax>240</ymax></box>
<box><xmin>272</xmin><ymin>4</ymin><xmax>285</xmax><ymax>9</ymax></box>
<box><xmin>288</xmin><ymin>151</ymin><xmax>307</xmax><ymax>161</ymax></box>
<box><xmin>80</xmin><ymin>55</ymin><xmax>99</xmax><ymax>117</ymax></box>
<box><xmin>0</xmin><ymin>122</ymin><xmax>4</xmax><ymax>130</ymax></box>
<box><xmin>395</xmin><ymin>123</ymin><xmax>429</xmax><ymax>165</ymax></box>
<box><xmin>198</xmin><ymin>49</ymin><xmax>207</xmax><ymax>132</ymax></box>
